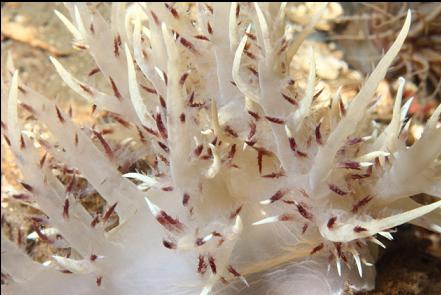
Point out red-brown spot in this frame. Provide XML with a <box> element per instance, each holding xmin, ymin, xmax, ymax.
<box><xmin>269</xmin><ymin>189</ymin><xmax>288</xmax><ymax>203</ymax></box>
<box><xmin>143</xmin><ymin>125</ymin><xmax>159</xmax><ymax>137</ymax></box>
<box><xmin>245</xmin><ymin>32</ymin><xmax>257</xmax><ymax>41</ymax></box>
<box><xmin>73</xmin><ymin>43</ymin><xmax>88</xmax><ymax>50</ymax></box>
<box><xmin>278</xmin><ymin>42</ymin><xmax>288</xmax><ymax>54</ymax></box>
<box><xmin>207</xmin><ymin>22</ymin><xmax>213</xmax><ymax>34</ymax></box>
<box><xmin>163</xmin><ymin>240</ymin><xmax>176</xmax><ymax>249</ymax></box>
<box><xmin>12</xmin><ymin>194</ymin><xmax>31</xmax><ymax>201</ymax></box>
<box><xmin>296</xmin><ymin>203</ymin><xmax>313</xmax><ymax>220</ymax></box>
<box><xmin>92</xmin><ymin>130</ymin><xmax>113</xmax><ymax>159</ymax></box>
<box><xmin>296</xmin><ymin>150</ymin><xmax>308</xmax><ymax>158</ymax></box>
<box><xmin>109</xmin><ymin>77</ymin><xmax>122</xmax><ymax>100</ymax></box>
<box><xmin>157</xmin><ymin>141</ymin><xmax>169</xmax><ymax>153</ymax></box>
<box><xmin>198</xmin><ymin>255</ymin><xmax>207</xmax><ymax>274</ymax></box>
<box><xmin>374</xmin><ymin>157</ymin><xmax>381</xmax><ymax>168</ymax></box>
<box><xmin>78</xmin><ymin>83</ymin><xmax>93</xmax><ymax>95</ymax></box>
<box><xmin>161</xmin><ymin>186</ymin><xmax>173</xmax><ymax>192</ymax></box>
<box><xmin>245</xmin><ymin>139</ymin><xmax>257</xmax><ymax>147</ymax></box>
<box><xmin>212</xmin><ymin>231</ymin><xmax>222</xmax><ymax>238</ymax></box>
<box><xmin>302</xmin><ymin>223</ymin><xmax>308</xmax><ymax>234</ymax></box>
<box><xmin>227</xmin><ymin>265</ymin><xmax>241</xmax><ymax>277</ymax></box>
<box><xmin>349</xmin><ymin>173</ymin><xmax>370</xmax><ymax>180</ymax></box>
<box><xmin>353</xmin><ymin>225</ymin><xmax>368</xmax><ymax>233</ymax></box>
<box><xmin>288</xmin><ymin>137</ymin><xmax>297</xmax><ymax>151</ymax></box>
<box><xmin>179</xmin><ymin>72</ymin><xmax>189</xmax><ymax>85</ymax></box>
<box><xmin>310</xmin><ymin>243</ymin><xmax>324</xmax><ymax>255</ymax></box>
<box><xmin>96</xmin><ymin>276</ymin><xmax>102</xmax><ymax>287</ymax></box>
<box><xmin>312</xmin><ymin>88</ymin><xmax>324</xmax><ymax>102</ymax></box>
<box><xmin>155</xmin><ymin>113</ymin><xmax>168</xmax><ymax>139</ymax></box>
<box><xmin>255</xmin><ymin>148</ymin><xmax>271</xmax><ymax>174</ymax></box>
<box><xmin>103</xmin><ymin>202</ymin><xmax>117</xmax><ymax>223</ymax></box>
<box><xmin>335</xmin><ymin>242</ymin><xmax>342</xmax><ymax>257</ymax></box>
<box><xmin>194</xmin><ymin>35</ymin><xmax>210</xmax><ymax>41</ymax></box>
<box><xmin>3</xmin><ymin>135</ymin><xmax>11</xmax><ymax>146</ymax></box>
<box><xmin>68</xmin><ymin>105</ymin><xmax>73</xmax><ymax>118</ymax></box>
<box><xmin>327</xmin><ymin>216</ymin><xmax>337</xmax><ymax>229</ymax></box>
<box><xmin>315</xmin><ymin>122</ymin><xmax>323</xmax><ymax>145</ymax></box>
<box><xmin>352</xmin><ymin>195</ymin><xmax>374</xmax><ymax>213</ymax></box>
<box><xmin>204</xmin><ymin>3</ymin><xmax>213</xmax><ymax>14</ymax></box>
<box><xmin>279</xmin><ymin>214</ymin><xmax>295</xmax><ymax>222</ymax></box>
<box><xmin>247</xmin><ymin>110</ymin><xmax>260</xmax><ymax>120</ymax></box>
<box><xmin>208</xmin><ymin>256</ymin><xmax>216</xmax><ymax>274</ymax></box>
<box><xmin>338</xmin><ymin>161</ymin><xmax>361</xmax><ymax>170</ymax></box>
<box><xmin>247</xmin><ymin>66</ymin><xmax>258</xmax><ymax>77</ymax></box>
<box><xmin>227</xmin><ymin>144</ymin><xmax>237</xmax><ymax>161</ymax></box>
<box><xmin>90</xmin><ymin>215</ymin><xmax>100</xmax><ymax>228</ymax></box>
<box><xmin>150</xmin><ymin>11</ymin><xmax>160</xmax><ymax>25</ymax></box>
<box><xmin>339</xmin><ymin>99</ymin><xmax>346</xmax><ymax>116</ymax></box>
<box><xmin>66</xmin><ymin>175</ymin><xmax>76</xmax><ymax>195</ymax></box>
<box><xmin>229</xmin><ymin>205</ymin><xmax>243</xmax><ymax>219</ymax></box>
<box><xmin>17</xmin><ymin>228</ymin><xmax>23</xmax><ymax>245</ymax></box>
<box><xmin>193</xmin><ymin>144</ymin><xmax>203</xmax><ymax>157</ymax></box>
<box><xmin>108</xmin><ymin>113</ymin><xmax>131</xmax><ymax>128</ymax></box>
<box><xmin>55</xmin><ymin>106</ymin><xmax>65</xmax><ymax>123</ymax></box>
<box><xmin>182</xmin><ymin>193</ymin><xmax>190</xmax><ymax>207</ymax></box>
<box><xmin>140</xmin><ymin>85</ymin><xmax>157</xmax><ymax>94</ymax></box>
<box><xmin>328</xmin><ymin>184</ymin><xmax>347</xmax><ymax>196</ymax></box>
<box><xmin>156</xmin><ymin>210</ymin><xmax>184</xmax><ymax>233</ymax></box>
<box><xmin>265</xmin><ymin>116</ymin><xmax>285</xmax><ymax>125</ymax></box>
<box><xmin>262</xmin><ymin>170</ymin><xmax>285</xmax><ymax>178</ymax></box>
<box><xmin>20</xmin><ymin>134</ymin><xmax>26</xmax><ymax>149</ymax></box>
<box><xmin>247</xmin><ymin>122</ymin><xmax>257</xmax><ymax>141</ymax></box>
<box><xmin>159</xmin><ymin>95</ymin><xmax>167</xmax><ymax>109</ymax></box>
<box><xmin>346</xmin><ymin>137</ymin><xmax>363</xmax><ymax>145</ymax></box>
<box><xmin>164</xmin><ymin>3</ymin><xmax>179</xmax><ymax>18</ymax></box>
<box><xmin>281</xmin><ymin>93</ymin><xmax>298</xmax><ymax>106</ymax></box>
<box><xmin>244</xmin><ymin>50</ymin><xmax>256</xmax><ymax>59</ymax></box>
<box><xmin>180</xmin><ymin>37</ymin><xmax>199</xmax><ymax>54</ymax></box>
<box><xmin>20</xmin><ymin>103</ymin><xmax>35</xmax><ymax>114</ymax></box>
<box><xmin>61</xmin><ymin>270</ymin><xmax>73</xmax><ymax>274</ymax></box>
<box><xmin>18</xmin><ymin>85</ymin><xmax>27</xmax><ymax>94</ymax></box>
<box><xmin>158</xmin><ymin>154</ymin><xmax>170</xmax><ymax>166</ymax></box>
<box><xmin>224</xmin><ymin>125</ymin><xmax>238</xmax><ymax>138</ymax></box>
<box><xmin>136</xmin><ymin>126</ymin><xmax>147</xmax><ymax>143</ymax></box>
<box><xmin>88</xmin><ymin>67</ymin><xmax>100</xmax><ymax>77</ymax></box>
<box><xmin>195</xmin><ymin>238</ymin><xmax>206</xmax><ymax>246</ymax></box>
<box><xmin>213</xmin><ymin>136</ymin><xmax>220</xmax><ymax>146</ymax></box>
<box><xmin>341</xmin><ymin>253</ymin><xmax>348</xmax><ymax>263</ymax></box>
<box><xmin>34</xmin><ymin>226</ymin><xmax>53</xmax><ymax>243</ymax></box>
<box><xmin>19</xmin><ymin>181</ymin><xmax>33</xmax><ymax>192</ymax></box>
<box><xmin>114</xmin><ymin>34</ymin><xmax>121</xmax><ymax>57</ymax></box>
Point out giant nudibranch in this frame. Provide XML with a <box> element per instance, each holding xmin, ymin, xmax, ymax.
<box><xmin>1</xmin><ymin>3</ymin><xmax>440</xmax><ymax>295</ymax></box>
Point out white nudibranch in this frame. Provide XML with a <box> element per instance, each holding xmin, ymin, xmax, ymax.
<box><xmin>1</xmin><ymin>3</ymin><xmax>440</xmax><ymax>295</ymax></box>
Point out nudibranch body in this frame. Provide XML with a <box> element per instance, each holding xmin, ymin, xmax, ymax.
<box><xmin>1</xmin><ymin>3</ymin><xmax>440</xmax><ymax>295</ymax></box>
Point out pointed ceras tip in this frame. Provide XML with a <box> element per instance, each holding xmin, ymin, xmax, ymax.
<box><xmin>252</xmin><ymin>215</ymin><xmax>279</xmax><ymax>226</ymax></box>
<box><xmin>233</xmin><ymin>215</ymin><xmax>243</xmax><ymax>234</ymax></box>
<box><xmin>144</xmin><ymin>197</ymin><xmax>161</xmax><ymax>216</ymax></box>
